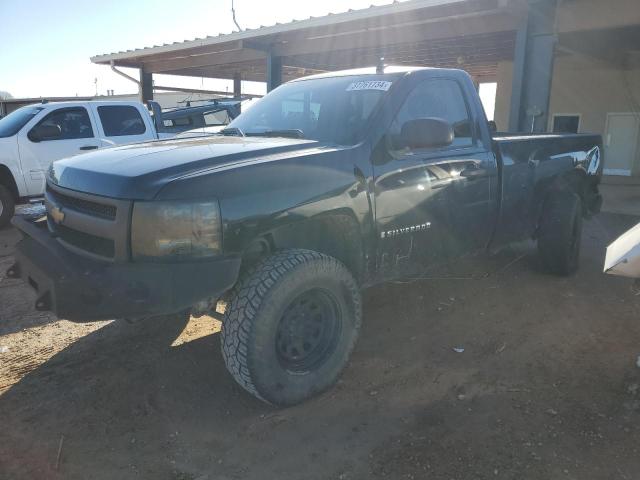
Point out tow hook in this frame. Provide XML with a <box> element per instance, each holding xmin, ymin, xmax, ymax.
<box><xmin>5</xmin><ymin>264</ymin><xmax>20</xmax><ymax>279</ymax></box>
<box><xmin>35</xmin><ymin>292</ymin><xmax>52</xmax><ymax>311</ymax></box>
<box><xmin>192</xmin><ymin>297</ymin><xmax>219</xmax><ymax>317</ymax></box>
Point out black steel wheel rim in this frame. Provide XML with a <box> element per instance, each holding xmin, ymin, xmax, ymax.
<box><xmin>276</xmin><ymin>288</ymin><xmax>342</xmax><ymax>373</ymax></box>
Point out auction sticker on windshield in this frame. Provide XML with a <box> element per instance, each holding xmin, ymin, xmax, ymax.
<box><xmin>346</xmin><ymin>81</ymin><xmax>393</xmax><ymax>92</ymax></box>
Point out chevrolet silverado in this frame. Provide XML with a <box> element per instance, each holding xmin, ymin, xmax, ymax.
<box><xmin>7</xmin><ymin>66</ymin><xmax>603</xmax><ymax>405</ymax></box>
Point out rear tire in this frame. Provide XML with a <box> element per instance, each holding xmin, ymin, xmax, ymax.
<box><xmin>537</xmin><ymin>192</ymin><xmax>583</xmax><ymax>276</ymax></box>
<box><xmin>221</xmin><ymin>249</ymin><xmax>362</xmax><ymax>406</ymax></box>
<box><xmin>0</xmin><ymin>185</ymin><xmax>15</xmax><ymax>230</ymax></box>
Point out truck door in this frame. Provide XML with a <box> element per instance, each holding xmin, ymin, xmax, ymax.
<box><xmin>91</xmin><ymin>104</ymin><xmax>155</xmax><ymax>146</ymax></box>
<box><xmin>17</xmin><ymin>106</ymin><xmax>100</xmax><ymax>196</ymax></box>
<box><xmin>373</xmin><ymin>77</ymin><xmax>495</xmax><ymax>277</ymax></box>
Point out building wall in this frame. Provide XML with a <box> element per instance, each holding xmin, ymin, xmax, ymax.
<box><xmin>548</xmin><ymin>53</ymin><xmax>640</xmax><ymax>175</ymax></box>
<box><xmin>493</xmin><ymin>53</ymin><xmax>640</xmax><ymax>176</ymax></box>
<box><xmin>556</xmin><ymin>0</ymin><xmax>640</xmax><ymax>33</ymax></box>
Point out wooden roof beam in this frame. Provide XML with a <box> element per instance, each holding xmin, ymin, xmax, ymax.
<box><xmin>268</xmin><ymin>11</ymin><xmax>521</xmax><ymax>58</ymax></box>
<box><xmin>142</xmin><ymin>42</ymin><xmax>266</xmax><ymax>73</ymax></box>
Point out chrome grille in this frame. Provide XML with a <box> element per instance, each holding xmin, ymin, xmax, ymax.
<box><xmin>46</xmin><ymin>185</ymin><xmax>116</xmax><ymax>220</ymax></box>
<box><xmin>45</xmin><ymin>183</ymin><xmax>131</xmax><ymax>262</ymax></box>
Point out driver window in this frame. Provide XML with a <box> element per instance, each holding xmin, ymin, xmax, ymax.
<box><xmin>31</xmin><ymin>107</ymin><xmax>94</xmax><ymax>141</ymax></box>
<box><xmin>388</xmin><ymin>78</ymin><xmax>474</xmax><ymax>153</ymax></box>
<box><xmin>204</xmin><ymin>110</ymin><xmax>230</xmax><ymax>126</ymax></box>
<box><xmin>97</xmin><ymin>105</ymin><xmax>146</xmax><ymax>137</ymax></box>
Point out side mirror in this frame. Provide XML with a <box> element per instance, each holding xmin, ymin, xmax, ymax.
<box><xmin>488</xmin><ymin>120</ymin><xmax>497</xmax><ymax>134</ymax></box>
<box><xmin>400</xmin><ymin>117</ymin><xmax>454</xmax><ymax>150</ymax></box>
<box><xmin>28</xmin><ymin>124</ymin><xmax>62</xmax><ymax>142</ymax></box>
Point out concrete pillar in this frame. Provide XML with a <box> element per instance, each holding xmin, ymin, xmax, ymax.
<box><xmin>508</xmin><ymin>0</ymin><xmax>557</xmax><ymax>132</ymax></box>
<box><xmin>139</xmin><ymin>70</ymin><xmax>153</xmax><ymax>103</ymax></box>
<box><xmin>494</xmin><ymin>61</ymin><xmax>514</xmax><ymax>131</ymax></box>
<box><xmin>266</xmin><ymin>52</ymin><xmax>282</xmax><ymax>92</ymax></box>
<box><xmin>233</xmin><ymin>72</ymin><xmax>242</xmax><ymax>98</ymax></box>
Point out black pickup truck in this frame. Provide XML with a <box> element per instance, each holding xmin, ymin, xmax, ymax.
<box><xmin>7</xmin><ymin>66</ymin><xmax>603</xmax><ymax>405</ymax></box>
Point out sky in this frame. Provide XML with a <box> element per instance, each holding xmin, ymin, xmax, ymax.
<box><xmin>0</xmin><ymin>0</ymin><xmax>399</xmax><ymax>98</ymax></box>
<box><xmin>0</xmin><ymin>0</ymin><xmax>496</xmax><ymax>116</ymax></box>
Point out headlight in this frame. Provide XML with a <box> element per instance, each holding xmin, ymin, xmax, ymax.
<box><xmin>131</xmin><ymin>200</ymin><xmax>222</xmax><ymax>261</ymax></box>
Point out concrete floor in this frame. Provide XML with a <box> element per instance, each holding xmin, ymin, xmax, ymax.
<box><xmin>601</xmin><ymin>183</ymin><xmax>640</xmax><ymax>217</ymax></box>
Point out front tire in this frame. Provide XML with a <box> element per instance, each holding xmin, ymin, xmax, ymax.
<box><xmin>221</xmin><ymin>249</ymin><xmax>362</xmax><ymax>406</ymax></box>
<box><xmin>537</xmin><ymin>192</ymin><xmax>583</xmax><ymax>276</ymax></box>
<box><xmin>0</xmin><ymin>185</ymin><xmax>15</xmax><ymax>230</ymax></box>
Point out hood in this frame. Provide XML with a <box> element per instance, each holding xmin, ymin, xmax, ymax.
<box><xmin>49</xmin><ymin>135</ymin><xmax>320</xmax><ymax>199</ymax></box>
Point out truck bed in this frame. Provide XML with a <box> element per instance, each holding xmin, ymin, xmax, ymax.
<box><xmin>491</xmin><ymin>132</ymin><xmax>603</xmax><ymax>248</ymax></box>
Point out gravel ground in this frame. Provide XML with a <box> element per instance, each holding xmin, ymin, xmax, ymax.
<box><xmin>0</xmin><ymin>212</ymin><xmax>639</xmax><ymax>480</ymax></box>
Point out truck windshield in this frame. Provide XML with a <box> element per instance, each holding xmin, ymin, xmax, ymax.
<box><xmin>227</xmin><ymin>74</ymin><xmax>400</xmax><ymax>145</ymax></box>
<box><xmin>0</xmin><ymin>106</ymin><xmax>43</xmax><ymax>138</ymax></box>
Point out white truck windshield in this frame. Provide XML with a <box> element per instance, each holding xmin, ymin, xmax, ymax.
<box><xmin>0</xmin><ymin>106</ymin><xmax>43</xmax><ymax>138</ymax></box>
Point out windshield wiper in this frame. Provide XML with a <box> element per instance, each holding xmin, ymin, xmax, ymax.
<box><xmin>245</xmin><ymin>129</ymin><xmax>305</xmax><ymax>139</ymax></box>
<box><xmin>220</xmin><ymin>127</ymin><xmax>245</xmax><ymax>137</ymax></box>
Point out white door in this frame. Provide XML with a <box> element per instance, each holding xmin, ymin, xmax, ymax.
<box><xmin>604</xmin><ymin>113</ymin><xmax>640</xmax><ymax>176</ymax></box>
<box><xmin>17</xmin><ymin>106</ymin><xmax>100</xmax><ymax>195</ymax></box>
<box><xmin>89</xmin><ymin>104</ymin><xmax>154</xmax><ymax>146</ymax></box>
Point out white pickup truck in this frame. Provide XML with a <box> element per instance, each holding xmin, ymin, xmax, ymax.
<box><xmin>0</xmin><ymin>101</ymin><xmax>160</xmax><ymax>228</ymax></box>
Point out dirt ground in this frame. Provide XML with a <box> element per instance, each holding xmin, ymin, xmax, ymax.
<box><xmin>1</xmin><ymin>213</ymin><xmax>639</xmax><ymax>480</ymax></box>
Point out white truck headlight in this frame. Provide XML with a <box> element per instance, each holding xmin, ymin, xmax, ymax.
<box><xmin>131</xmin><ymin>200</ymin><xmax>222</xmax><ymax>261</ymax></box>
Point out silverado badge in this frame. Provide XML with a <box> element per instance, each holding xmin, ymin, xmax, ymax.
<box><xmin>380</xmin><ymin>222</ymin><xmax>431</xmax><ymax>239</ymax></box>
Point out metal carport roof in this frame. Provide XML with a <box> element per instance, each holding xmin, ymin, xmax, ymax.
<box><xmin>91</xmin><ymin>0</ymin><xmax>526</xmax><ymax>83</ymax></box>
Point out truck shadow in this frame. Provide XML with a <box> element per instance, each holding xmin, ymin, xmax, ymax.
<box><xmin>0</xmin><ymin>225</ymin><xmax>60</xmax><ymax>335</ymax></box>
<box><xmin>0</xmin><ymin>263</ymin><xmax>58</xmax><ymax>336</ymax></box>
<box><xmin>0</xmin><ymin>312</ymin><xmax>261</xmax><ymax>478</ymax></box>
<box><xmin>2</xmin><ymin>306</ymin><xmax>442</xmax><ymax>480</ymax></box>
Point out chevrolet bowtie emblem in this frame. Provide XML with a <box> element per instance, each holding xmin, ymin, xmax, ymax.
<box><xmin>50</xmin><ymin>206</ymin><xmax>65</xmax><ymax>224</ymax></box>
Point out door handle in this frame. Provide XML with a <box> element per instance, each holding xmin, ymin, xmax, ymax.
<box><xmin>460</xmin><ymin>165</ymin><xmax>485</xmax><ymax>179</ymax></box>
<box><xmin>79</xmin><ymin>145</ymin><xmax>99</xmax><ymax>151</ymax></box>
<box><xmin>349</xmin><ymin>166</ymin><xmax>367</xmax><ymax>197</ymax></box>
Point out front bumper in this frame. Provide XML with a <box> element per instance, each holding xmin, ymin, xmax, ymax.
<box><xmin>7</xmin><ymin>216</ymin><xmax>241</xmax><ymax>322</ymax></box>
